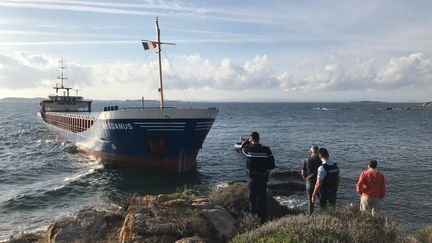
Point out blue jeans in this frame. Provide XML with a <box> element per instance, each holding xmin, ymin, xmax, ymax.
<box><xmin>306</xmin><ymin>180</ymin><xmax>316</xmax><ymax>215</ymax></box>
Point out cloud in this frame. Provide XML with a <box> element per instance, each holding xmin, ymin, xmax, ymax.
<box><xmin>376</xmin><ymin>53</ymin><xmax>432</xmax><ymax>89</ymax></box>
<box><xmin>280</xmin><ymin>53</ymin><xmax>432</xmax><ymax>92</ymax></box>
<box><xmin>170</xmin><ymin>54</ymin><xmax>277</xmax><ymax>90</ymax></box>
<box><xmin>1</xmin><ymin>52</ymin><xmax>431</xmax><ymax>95</ymax></box>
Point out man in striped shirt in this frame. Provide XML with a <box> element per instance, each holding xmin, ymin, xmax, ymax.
<box><xmin>356</xmin><ymin>159</ymin><xmax>386</xmax><ymax>216</ymax></box>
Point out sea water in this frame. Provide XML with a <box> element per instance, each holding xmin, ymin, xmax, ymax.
<box><xmin>0</xmin><ymin>101</ymin><xmax>431</xmax><ymax>239</ymax></box>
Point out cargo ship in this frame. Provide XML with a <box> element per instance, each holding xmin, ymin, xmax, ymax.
<box><xmin>38</xmin><ymin>18</ymin><xmax>218</xmax><ymax>173</ymax></box>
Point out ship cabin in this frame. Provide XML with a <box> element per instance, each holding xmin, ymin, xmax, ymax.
<box><xmin>40</xmin><ymin>94</ymin><xmax>92</xmax><ymax>112</ymax></box>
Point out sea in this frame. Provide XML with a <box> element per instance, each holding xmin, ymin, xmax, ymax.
<box><xmin>0</xmin><ymin>100</ymin><xmax>431</xmax><ymax>240</ymax></box>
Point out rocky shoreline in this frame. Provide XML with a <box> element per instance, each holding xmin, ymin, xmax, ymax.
<box><xmin>8</xmin><ymin>180</ymin><xmax>299</xmax><ymax>243</ymax></box>
<box><xmin>7</xmin><ymin>172</ymin><xmax>432</xmax><ymax>243</ymax></box>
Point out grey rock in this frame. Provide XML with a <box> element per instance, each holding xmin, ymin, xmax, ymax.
<box><xmin>201</xmin><ymin>208</ymin><xmax>237</xmax><ymax>239</ymax></box>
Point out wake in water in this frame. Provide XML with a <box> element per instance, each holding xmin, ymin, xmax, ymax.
<box><xmin>63</xmin><ymin>164</ymin><xmax>104</xmax><ymax>182</ymax></box>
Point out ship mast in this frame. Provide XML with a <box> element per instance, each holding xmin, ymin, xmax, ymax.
<box><xmin>156</xmin><ymin>17</ymin><xmax>164</xmax><ymax>109</ymax></box>
<box><xmin>54</xmin><ymin>59</ymin><xmax>72</xmax><ymax>97</ymax></box>
<box><xmin>58</xmin><ymin>59</ymin><xmax>67</xmax><ymax>89</ymax></box>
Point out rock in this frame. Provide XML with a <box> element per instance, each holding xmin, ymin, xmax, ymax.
<box><xmin>267</xmin><ymin>181</ymin><xmax>305</xmax><ymax>195</ymax></box>
<box><xmin>201</xmin><ymin>208</ymin><xmax>237</xmax><ymax>239</ymax></box>
<box><xmin>175</xmin><ymin>236</ymin><xmax>209</xmax><ymax>243</ymax></box>
<box><xmin>270</xmin><ymin>171</ymin><xmax>303</xmax><ymax>181</ymax></box>
<box><xmin>120</xmin><ymin>193</ymin><xmax>235</xmax><ymax>242</ymax></box>
<box><xmin>191</xmin><ymin>201</ymin><xmax>214</xmax><ymax>209</ymax></box>
<box><xmin>45</xmin><ymin>208</ymin><xmax>124</xmax><ymax>243</ymax></box>
<box><xmin>161</xmin><ymin>198</ymin><xmax>189</xmax><ymax>208</ymax></box>
<box><xmin>156</xmin><ymin>194</ymin><xmax>173</xmax><ymax>203</ymax></box>
<box><xmin>8</xmin><ymin>231</ymin><xmax>43</xmax><ymax>243</ymax></box>
<box><xmin>209</xmin><ymin>181</ymin><xmax>296</xmax><ymax>221</ymax></box>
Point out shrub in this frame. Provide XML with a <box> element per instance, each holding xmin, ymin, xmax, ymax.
<box><xmin>407</xmin><ymin>227</ymin><xmax>432</xmax><ymax>243</ymax></box>
<box><xmin>231</xmin><ymin>205</ymin><xmax>401</xmax><ymax>243</ymax></box>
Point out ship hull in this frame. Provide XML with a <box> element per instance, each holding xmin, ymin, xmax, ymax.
<box><xmin>38</xmin><ymin>108</ymin><xmax>218</xmax><ymax>173</ymax></box>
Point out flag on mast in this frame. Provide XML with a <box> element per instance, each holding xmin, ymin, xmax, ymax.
<box><xmin>141</xmin><ymin>41</ymin><xmax>157</xmax><ymax>50</ymax></box>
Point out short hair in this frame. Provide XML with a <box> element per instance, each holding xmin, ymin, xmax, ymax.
<box><xmin>250</xmin><ymin>132</ymin><xmax>260</xmax><ymax>142</ymax></box>
<box><xmin>318</xmin><ymin>147</ymin><xmax>329</xmax><ymax>159</ymax></box>
<box><xmin>368</xmin><ymin>159</ymin><xmax>378</xmax><ymax>169</ymax></box>
<box><xmin>311</xmin><ymin>146</ymin><xmax>319</xmax><ymax>153</ymax></box>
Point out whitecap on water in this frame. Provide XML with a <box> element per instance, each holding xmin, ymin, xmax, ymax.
<box><xmin>312</xmin><ymin>107</ymin><xmax>335</xmax><ymax>111</ymax></box>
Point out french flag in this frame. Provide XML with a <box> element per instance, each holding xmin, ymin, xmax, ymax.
<box><xmin>142</xmin><ymin>41</ymin><xmax>157</xmax><ymax>50</ymax></box>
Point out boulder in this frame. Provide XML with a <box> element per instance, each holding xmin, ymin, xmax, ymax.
<box><xmin>270</xmin><ymin>171</ymin><xmax>303</xmax><ymax>181</ymax></box>
<box><xmin>45</xmin><ymin>208</ymin><xmax>124</xmax><ymax>243</ymax></box>
<box><xmin>267</xmin><ymin>181</ymin><xmax>305</xmax><ymax>195</ymax></box>
<box><xmin>201</xmin><ymin>208</ymin><xmax>237</xmax><ymax>239</ymax></box>
<box><xmin>120</xmin><ymin>192</ymin><xmax>237</xmax><ymax>242</ymax></box>
<box><xmin>209</xmin><ymin>181</ymin><xmax>297</xmax><ymax>221</ymax></box>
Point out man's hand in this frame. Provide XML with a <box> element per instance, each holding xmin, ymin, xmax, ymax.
<box><xmin>312</xmin><ymin>194</ymin><xmax>318</xmax><ymax>203</ymax></box>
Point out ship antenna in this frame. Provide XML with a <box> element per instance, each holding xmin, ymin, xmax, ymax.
<box><xmin>156</xmin><ymin>17</ymin><xmax>164</xmax><ymax>109</ymax></box>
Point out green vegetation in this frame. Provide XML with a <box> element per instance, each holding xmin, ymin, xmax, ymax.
<box><xmin>407</xmin><ymin>227</ymin><xmax>432</xmax><ymax>243</ymax></box>
<box><xmin>232</xmin><ymin>206</ymin><xmax>401</xmax><ymax>243</ymax></box>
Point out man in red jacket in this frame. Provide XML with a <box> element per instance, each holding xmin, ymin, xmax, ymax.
<box><xmin>356</xmin><ymin>159</ymin><xmax>386</xmax><ymax>216</ymax></box>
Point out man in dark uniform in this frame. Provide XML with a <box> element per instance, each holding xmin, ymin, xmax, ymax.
<box><xmin>312</xmin><ymin>147</ymin><xmax>340</xmax><ymax>211</ymax></box>
<box><xmin>241</xmin><ymin>132</ymin><xmax>275</xmax><ymax>223</ymax></box>
<box><xmin>301</xmin><ymin>146</ymin><xmax>321</xmax><ymax>215</ymax></box>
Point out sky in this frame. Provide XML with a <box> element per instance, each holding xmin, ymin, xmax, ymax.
<box><xmin>0</xmin><ymin>0</ymin><xmax>431</xmax><ymax>102</ymax></box>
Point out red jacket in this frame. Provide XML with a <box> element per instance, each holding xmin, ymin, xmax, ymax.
<box><xmin>356</xmin><ymin>168</ymin><xmax>386</xmax><ymax>199</ymax></box>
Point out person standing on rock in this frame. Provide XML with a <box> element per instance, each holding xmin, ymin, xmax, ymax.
<box><xmin>301</xmin><ymin>146</ymin><xmax>322</xmax><ymax>215</ymax></box>
<box><xmin>241</xmin><ymin>131</ymin><xmax>275</xmax><ymax>224</ymax></box>
<box><xmin>356</xmin><ymin>159</ymin><xmax>386</xmax><ymax>216</ymax></box>
<box><xmin>312</xmin><ymin>147</ymin><xmax>340</xmax><ymax>211</ymax></box>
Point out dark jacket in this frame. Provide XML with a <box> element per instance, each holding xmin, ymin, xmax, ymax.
<box><xmin>242</xmin><ymin>143</ymin><xmax>275</xmax><ymax>177</ymax></box>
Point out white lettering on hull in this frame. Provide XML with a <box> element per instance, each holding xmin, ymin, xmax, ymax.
<box><xmin>102</xmin><ymin>122</ymin><xmax>133</xmax><ymax>130</ymax></box>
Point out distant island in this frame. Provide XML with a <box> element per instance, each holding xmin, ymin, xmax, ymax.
<box><xmin>349</xmin><ymin>101</ymin><xmax>389</xmax><ymax>104</ymax></box>
<box><xmin>0</xmin><ymin>97</ymin><xmax>44</xmax><ymax>102</ymax></box>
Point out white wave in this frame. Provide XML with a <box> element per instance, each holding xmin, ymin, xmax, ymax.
<box><xmin>312</xmin><ymin>107</ymin><xmax>335</xmax><ymax>111</ymax></box>
<box><xmin>214</xmin><ymin>182</ymin><xmax>229</xmax><ymax>189</ymax></box>
<box><xmin>63</xmin><ymin>164</ymin><xmax>103</xmax><ymax>182</ymax></box>
<box><xmin>275</xmin><ymin>195</ymin><xmax>307</xmax><ymax>209</ymax></box>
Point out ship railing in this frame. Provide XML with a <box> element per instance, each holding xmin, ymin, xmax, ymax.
<box><xmin>42</xmin><ymin>112</ymin><xmax>96</xmax><ymax>133</ymax></box>
<box><xmin>120</xmin><ymin>106</ymin><xmax>176</xmax><ymax>110</ymax></box>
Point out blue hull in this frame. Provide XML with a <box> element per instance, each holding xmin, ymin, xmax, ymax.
<box><xmin>38</xmin><ymin>108</ymin><xmax>218</xmax><ymax>172</ymax></box>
